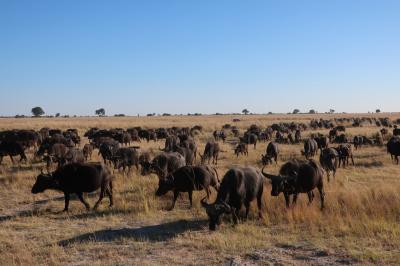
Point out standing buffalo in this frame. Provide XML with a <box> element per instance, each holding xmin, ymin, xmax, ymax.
<box><xmin>335</xmin><ymin>144</ymin><xmax>354</xmax><ymax>167</ymax></box>
<box><xmin>199</xmin><ymin>141</ymin><xmax>220</xmax><ymax>165</ymax></box>
<box><xmin>31</xmin><ymin>163</ymin><xmax>113</xmax><ymax>211</ymax></box>
<box><xmin>113</xmin><ymin>147</ymin><xmax>140</xmax><ymax>173</ymax></box>
<box><xmin>234</xmin><ymin>143</ymin><xmax>248</xmax><ymax>157</ymax></box>
<box><xmin>262</xmin><ymin>159</ymin><xmax>325</xmax><ymax>209</ymax></box>
<box><xmin>302</xmin><ymin>138</ymin><xmax>318</xmax><ymax>159</ymax></box>
<box><xmin>387</xmin><ymin>137</ymin><xmax>400</xmax><ymax>164</ymax></box>
<box><xmin>201</xmin><ymin>166</ymin><xmax>265</xmax><ymax>230</ymax></box>
<box><xmin>261</xmin><ymin>142</ymin><xmax>279</xmax><ymax>165</ymax></box>
<box><xmin>353</xmin><ymin>136</ymin><xmax>363</xmax><ymax>150</ymax></box>
<box><xmin>319</xmin><ymin>148</ymin><xmax>339</xmax><ymax>182</ymax></box>
<box><xmin>140</xmin><ymin>152</ymin><xmax>186</xmax><ymax>179</ymax></box>
<box><xmin>0</xmin><ymin>141</ymin><xmax>27</xmax><ymax>164</ymax></box>
<box><xmin>155</xmin><ymin>165</ymin><xmax>220</xmax><ymax>210</ymax></box>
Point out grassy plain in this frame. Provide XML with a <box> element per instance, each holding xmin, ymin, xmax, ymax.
<box><xmin>0</xmin><ymin>113</ymin><xmax>399</xmax><ymax>265</ymax></box>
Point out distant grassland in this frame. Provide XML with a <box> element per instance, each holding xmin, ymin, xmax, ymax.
<box><xmin>0</xmin><ymin>113</ymin><xmax>399</xmax><ymax>265</ymax></box>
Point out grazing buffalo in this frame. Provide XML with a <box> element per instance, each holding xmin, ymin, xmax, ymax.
<box><xmin>234</xmin><ymin>143</ymin><xmax>248</xmax><ymax>157</ymax></box>
<box><xmin>302</xmin><ymin>138</ymin><xmax>318</xmax><ymax>159</ymax></box>
<box><xmin>199</xmin><ymin>141</ymin><xmax>220</xmax><ymax>165</ymax></box>
<box><xmin>201</xmin><ymin>166</ymin><xmax>265</xmax><ymax>230</ymax></box>
<box><xmin>261</xmin><ymin>142</ymin><xmax>279</xmax><ymax>165</ymax></box>
<box><xmin>0</xmin><ymin>141</ymin><xmax>27</xmax><ymax>164</ymax></box>
<box><xmin>156</xmin><ymin>165</ymin><xmax>220</xmax><ymax>210</ymax></box>
<box><xmin>387</xmin><ymin>137</ymin><xmax>400</xmax><ymax>164</ymax></box>
<box><xmin>335</xmin><ymin>144</ymin><xmax>354</xmax><ymax>167</ymax></box>
<box><xmin>113</xmin><ymin>147</ymin><xmax>140</xmax><ymax>173</ymax></box>
<box><xmin>240</xmin><ymin>133</ymin><xmax>258</xmax><ymax>149</ymax></box>
<box><xmin>319</xmin><ymin>148</ymin><xmax>339</xmax><ymax>182</ymax></box>
<box><xmin>31</xmin><ymin>163</ymin><xmax>113</xmax><ymax>211</ymax></box>
<box><xmin>141</xmin><ymin>152</ymin><xmax>186</xmax><ymax>178</ymax></box>
<box><xmin>262</xmin><ymin>159</ymin><xmax>325</xmax><ymax>209</ymax></box>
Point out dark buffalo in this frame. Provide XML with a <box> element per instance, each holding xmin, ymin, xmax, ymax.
<box><xmin>302</xmin><ymin>138</ymin><xmax>318</xmax><ymax>159</ymax></box>
<box><xmin>261</xmin><ymin>142</ymin><xmax>279</xmax><ymax>165</ymax></box>
<box><xmin>319</xmin><ymin>148</ymin><xmax>339</xmax><ymax>182</ymax></box>
<box><xmin>31</xmin><ymin>163</ymin><xmax>113</xmax><ymax>211</ymax></box>
<box><xmin>201</xmin><ymin>166</ymin><xmax>264</xmax><ymax>230</ymax></box>
<box><xmin>113</xmin><ymin>147</ymin><xmax>140</xmax><ymax>173</ymax></box>
<box><xmin>314</xmin><ymin>135</ymin><xmax>329</xmax><ymax>151</ymax></box>
<box><xmin>335</xmin><ymin>144</ymin><xmax>354</xmax><ymax>167</ymax></box>
<box><xmin>240</xmin><ymin>133</ymin><xmax>258</xmax><ymax>149</ymax></box>
<box><xmin>234</xmin><ymin>143</ymin><xmax>248</xmax><ymax>157</ymax></box>
<box><xmin>199</xmin><ymin>141</ymin><xmax>220</xmax><ymax>165</ymax></box>
<box><xmin>262</xmin><ymin>159</ymin><xmax>325</xmax><ymax>209</ymax></box>
<box><xmin>99</xmin><ymin>140</ymin><xmax>120</xmax><ymax>165</ymax></box>
<box><xmin>353</xmin><ymin>135</ymin><xmax>363</xmax><ymax>150</ymax></box>
<box><xmin>156</xmin><ymin>165</ymin><xmax>220</xmax><ymax>210</ymax></box>
<box><xmin>141</xmin><ymin>152</ymin><xmax>186</xmax><ymax>178</ymax></box>
<box><xmin>0</xmin><ymin>141</ymin><xmax>27</xmax><ymax>164</ymax></box>
<box><xmin>387</xmin><ymin>136</ymin><xmax>400</xmax><ymax>164</ymax></box>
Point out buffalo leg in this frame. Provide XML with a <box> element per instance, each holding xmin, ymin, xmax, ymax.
<box><xmin>93</xmin><ymin>184</ymin><xmax>106</xmax><ymax>210</ymax></box>
<box><xmin>0</xmin><ymin>155</ymin><xmax>3</xmax><ymax>164</ymax></box>
<box><xmin>244</xmin><ymin>201</ymin><xmax>250</xmax><ymax>220</ymax></box>
<box><xmin>77</xmin><ymin>192</ymin><xmax>91</xmax><ymax>210</ymax></box>
<box><xmin>292</xmin><ymin>194</ymin><xmax>298</xmax><ymax>206</ymax></box>
<box><xmin>284</xmin><ymin>193</ymin><xmax>290</xmax><ymax>208</ymax></box>
<box><xmin>9</xmin><ymin>155</ymin><xmax>15</xmax><ymax>164</ymax></box>
<box><xmin>351</xmin><ymin>155</ymin><xmax>354</xmax><ymax>166</ymax></box>
<box><xmin>169</xmin><ymin>190</ymin><xmax>179</xmax><ymax>211</ymax></box>
<box><xmin>188</xmin><ymin>190</ymin><xmax>193</xmax><ymax>208</ymax></box>
<box><xmin>307</xmin><ymin>191</ymin><xmax>314</xmax><ymax>205</ymax></box>
<box><xmin>63</xmin><ymin>193</ymin><xmax>70</xmax><ymax>211</ymax></box>
<box><xmin>107</xmin><ymin>181</ymin><xmax>113</xmax><ymax>207</ymax></box>
<box><xmin>317</xmin><ymin>184</ymin><xmax>325</xmax><ymax>210</ymax></box>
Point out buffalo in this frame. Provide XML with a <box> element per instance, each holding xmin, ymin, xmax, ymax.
<box><xmin>262</xmin><ymin>159</ymin><xmax>325</xmax><ymax>209</ymax></box>
<box><xmin>319</xmin><ymin>148</ymin><xmax>339</xmax><ymax>182</ymax></box>
<box><xmin>156</xmin><ymin>165</ymin><xmax>220</xmax><ymax>210</ymax></box>
<box><xmin>201</xmin><ymin>166</ymin><xmax>264</xmax><ymax>230</ymax></box>
<box><xmin>31</xmin><ymin>163</ymin><xmax>113</xmax><ymax>211</ymax></box>
<box><xmin>261</xmin><ymin>142</ymin><xmax>279</xmax><ymax>165</ymax></box>
<box><xmin>199</xmin><ymin>141</ymin><xmax>220</xmax><ymax>165</ymax></box>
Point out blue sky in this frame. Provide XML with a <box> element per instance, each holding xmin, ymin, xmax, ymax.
<box><xmin>0</xmin><ymin>1</ymin><xmax>399</xmax><ymax>116</ymax></box>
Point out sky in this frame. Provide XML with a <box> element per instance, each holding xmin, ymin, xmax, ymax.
<box><xmin>0</xmin><ymin>0</ymin><xmax>399</xmax><ymax>116</ymax></box>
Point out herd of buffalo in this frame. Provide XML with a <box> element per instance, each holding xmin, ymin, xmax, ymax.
<box><xmin>1</xmin><ymin>116</ymin><xmax>400</xmax><ymax>230</ymax></box>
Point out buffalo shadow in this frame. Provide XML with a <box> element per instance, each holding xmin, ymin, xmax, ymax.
<box><xmin>58</xmin><ymin>219</ymin><xmax>207</xmax><ymax>246</ymax></box>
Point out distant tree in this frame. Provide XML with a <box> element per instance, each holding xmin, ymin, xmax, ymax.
<box><xmin>267</xmin><ymin>112</ymin><xmax>273</xmax><ymax>115</ymax></box>
<box><xmin>309</xmin><ymin>109</ymin><xmax>316</xmax><ymax>114</ymax></box>
<box><xmin>162</xmin><ymin>113</ymin><xmax>171</xmax><ymax>116</ymax></box>
<box><xmin>147</xmin><ymin>113</ymin><xmax>155</xmax><ymax>117</ymax></box>
<box><xmin>376</xmin><ymin>109</ymin><xmax>381</xmax><ymax>113</ymax></box>
<box><xmin>55</xmin><ymin>113</ymin><xmax>60</xmax><ymax>117</ymax></box>
<box><xmin>95</xmin><ymin>108</ymin><xmax>105</xmax><ymax>116</ymax></box>
<box><xmin>329</xmin><ymin>109</ymin><xmax>335</xmax><ymax>114</ymax></box>
<box><xmin>114</xmin><ymin>114</ymin><xmax>125</xmax><ymax>117</ymax></box>
<box><xmin>242</xmin><ymin>109</ymin><xmax>250</xmax><ymax>115</ymax></box>
<box><xmin>31</xmin><ymin>107</ymin><xmax>45</xmax><ymax>117</ymax></box>
<box><xmin>293</xmin><ymin>109</ymin><xmax>300</xmax><ymax>114</ymax></box>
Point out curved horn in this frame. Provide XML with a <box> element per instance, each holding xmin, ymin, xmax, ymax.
<box><xmin>261</xmin><ymin>166</ymin><xmax>276</xmax><ymax>179</ymax></box>
<box><xmin>200</xmin><ymin>197</ymin><xmax>209</xmax><ymax>208</ymax></box>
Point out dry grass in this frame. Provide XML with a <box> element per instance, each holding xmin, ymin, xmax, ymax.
<box><xmin>0</xmin><ymin>114</ymin><xmax>400</xmax><ymax>265</ymax></box>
